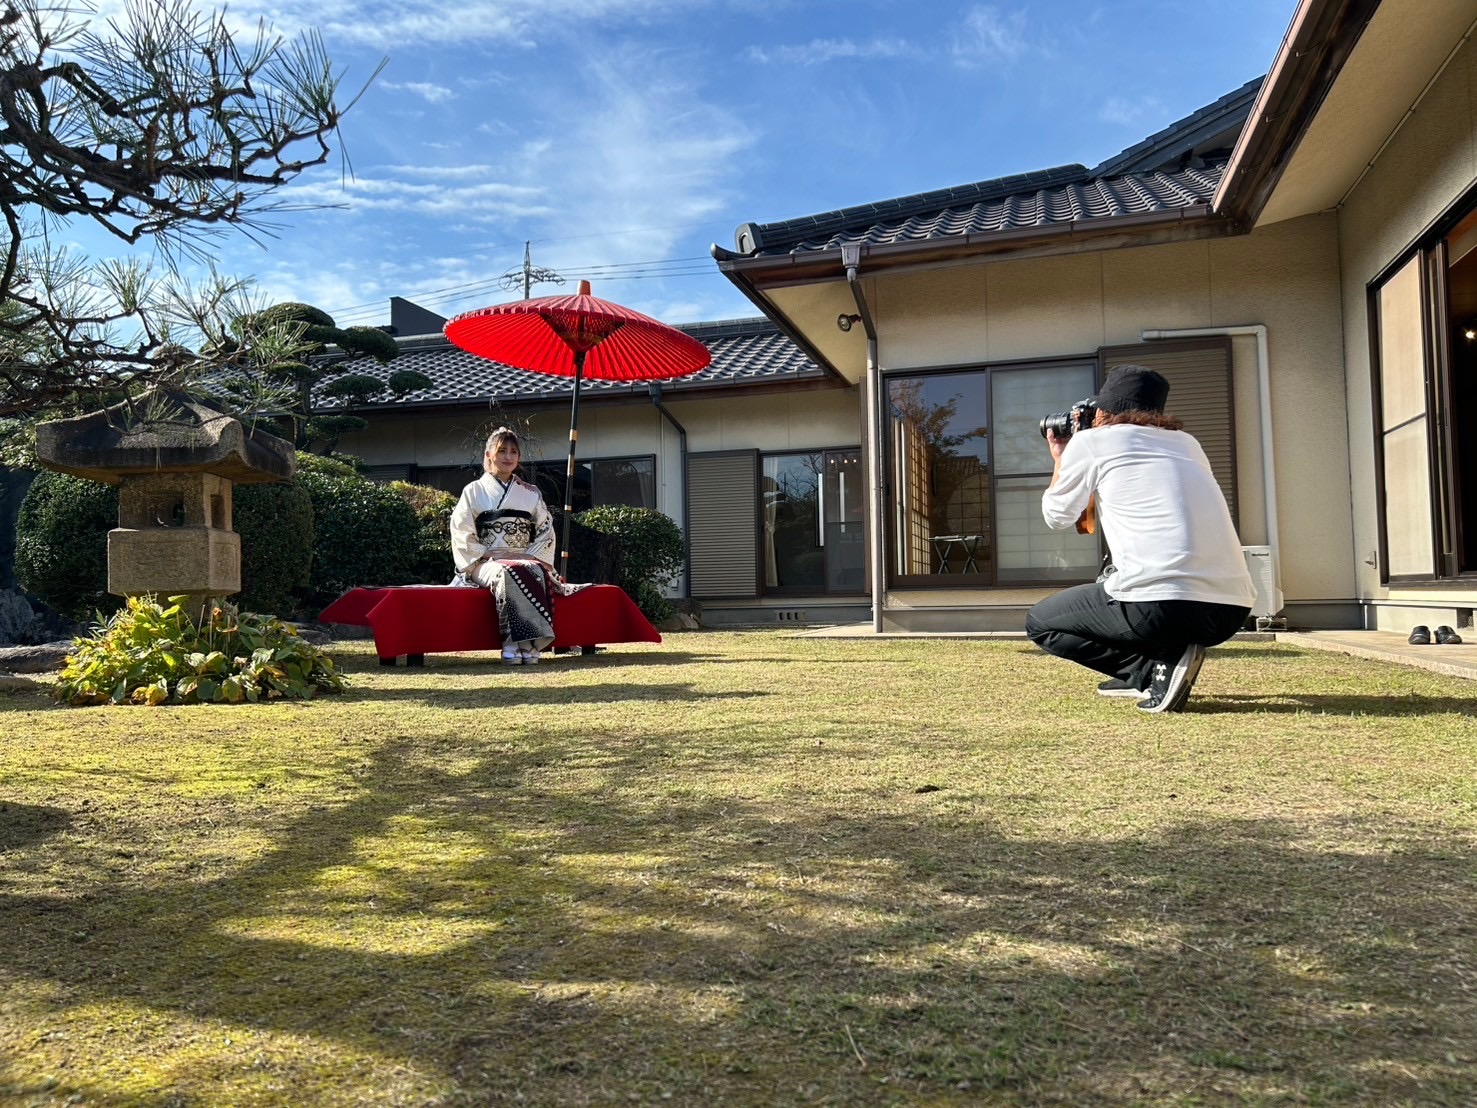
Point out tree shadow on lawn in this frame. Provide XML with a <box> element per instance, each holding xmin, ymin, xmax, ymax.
<box><xmin>1</xmin><ymin>740</ymin><xmax>1473</xmax><ymax>1106</ymax></box>
<box><xmin>344</xmin><ymin>681</ymin><xmax>772</xmax><ymax>710</ymax></box>
<box><xmin>1189</xmin><ymin>692</ymin><xmax>1476</xmax><ymax>716</ymax></box>
<box><xmin>0</xmin><ymin>802</ymin><xmax>70</xmax><ymax>851</ymax></box>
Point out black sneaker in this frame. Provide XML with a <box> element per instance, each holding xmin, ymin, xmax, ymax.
<box><xmin>1137</xmin><ymin>645</ymin><xmax>1206</xmax><ymax>713</ymax></box>
<box><xmin>1097</xmin><ymin>677</ymin><xmax>1147</xmax><ymax>699</ymax></box>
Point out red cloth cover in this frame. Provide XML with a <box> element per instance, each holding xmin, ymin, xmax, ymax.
<box><xmin>318</xmin><ymin>584</ymin><xmax>662</xmax><ymax>660</ymax></box>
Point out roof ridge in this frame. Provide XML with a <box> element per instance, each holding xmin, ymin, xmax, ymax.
<box><xmin>734</xmin><ymin>163</ymin><xmax>1090</xmax><ymax>254</ymax></box>
<box><xmin>1089</xmin><ymin>75</ymin><xmax>1264</xmax><ymax>179</ymax></box>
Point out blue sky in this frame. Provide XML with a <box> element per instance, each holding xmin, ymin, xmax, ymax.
<box><xmin>85</xmin><ymin>0</ymin><xmax>1299</xmax><ymax>331</ymax></box>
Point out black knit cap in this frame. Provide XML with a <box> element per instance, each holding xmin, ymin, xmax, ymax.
<box><xmin>1094</xmin><ymin>364</ymin><xmax>1170</xmax><ymax>415</ymax></box>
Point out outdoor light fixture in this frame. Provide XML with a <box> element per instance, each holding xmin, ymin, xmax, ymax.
<box><xmin>837</xmin><ymin>313</ymin><xmax>862</xmax><ymax>333</ymax></box>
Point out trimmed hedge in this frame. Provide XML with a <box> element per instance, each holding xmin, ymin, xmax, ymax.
<box><xmin>297</xmin><ymin>463</ymin><xmax>422</xmax><ymax>607</ymax></box>
<box><xmin>389</xmin><ymin>480</ymin><xmax>456</xmax><ymax>586</ymax></box>
<box><xmin>14</xmin><ymin>470</ymin><xmax>120</xmax><ymax>622</ymax></box>
<box><xmin>235</xmin><ymin>481</ymin><xmax>315</xmax><ymax>615</ymax></box>
<box><xmin>575</xmin><ymin>505</ymin><xmax>685</xmax><ymax>621</ymax></box>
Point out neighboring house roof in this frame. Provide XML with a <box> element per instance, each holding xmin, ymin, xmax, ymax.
<box><xmin>312</xmin><ymin>316</ymin><xmax>837</xmax><ymax>413</ymax></box>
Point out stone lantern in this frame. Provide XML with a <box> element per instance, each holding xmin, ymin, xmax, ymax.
<box><xmin>34</xmin><ymin>392</ymin><xmax>295</xmax><ymax>608</ymax></box>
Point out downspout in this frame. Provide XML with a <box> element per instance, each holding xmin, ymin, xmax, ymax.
<box><xmin>1139</xmin><ymin>324</ymin><xmax>1284</xmax><ymax>614</ymax></box>
<box><xmin>842</xmin><ymin>243</ymin><xmax>885</xmax><ymax>633</ymax></box>
<box><xmin>648</xmin><ymin>382</ymin><xmax>690</xmax><ymax>599</ymax></box>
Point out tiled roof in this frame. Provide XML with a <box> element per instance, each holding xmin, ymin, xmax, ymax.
<box><xmin>311</xmin><ymin>316</ymin><xmax>830</xmax><ymax>411</ymax></box>
<box><xmin>737</xmin><ymin>158</ymin><xmax>1227</xmax><ymax>257</ymax></box>
<box><xmin>1090</xmin><ymin>76</ymin><xmax>1264</xmax><ymax>178</ymax></box>
<box><xmin>723</xmin><ymin>80</ymin><xmax>1259</xmax><ymax>260</ymax></box>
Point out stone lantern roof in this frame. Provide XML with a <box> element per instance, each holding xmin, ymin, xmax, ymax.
<box><xmin>34</xmin><ymin>391</ymin><xmax>294</xmax><ymax>485</ymax></box>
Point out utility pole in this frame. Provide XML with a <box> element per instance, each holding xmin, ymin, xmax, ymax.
<box><xmin>501</xmin><ymin>241</ymin><xmax>565</xmax><ymax>299</ymax></box>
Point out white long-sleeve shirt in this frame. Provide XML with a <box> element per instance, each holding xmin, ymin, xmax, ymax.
<box><xmin>1042</xmin><ymin>424</ymin><xmax>1256</xmax><ymax>607</ymax></box>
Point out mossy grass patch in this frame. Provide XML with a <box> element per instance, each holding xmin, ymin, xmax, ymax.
<box><xmin>1</xmin><ymin>634</ymin><xmax>1474</xmax><ymax>1105</ymax></box>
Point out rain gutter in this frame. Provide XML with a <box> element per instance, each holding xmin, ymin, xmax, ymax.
<box><xmin>648</xmin><ymin>381</ymin><xmax>691</xmax><ymax>599</ymax></box>
<box><xmin>841</xmin><ymin>244</ymin><xmax>885</xmax><ymax>635</ymax></box>
<box><xmin>1141</xmin><ymin>324</ymin><xmax>1284</xmax><ymax>615</ymax></box>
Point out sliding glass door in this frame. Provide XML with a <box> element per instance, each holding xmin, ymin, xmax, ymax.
<box><xmin>761</xmin><ymin>449</ymin><xmax>864</xmax><ymax>594</ymax></box>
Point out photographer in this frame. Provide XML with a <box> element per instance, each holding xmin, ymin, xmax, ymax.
<box><xmin>1024</xmin><ymin>364</ymin><xmax>1255</xmax><ymax>713</ymax></box>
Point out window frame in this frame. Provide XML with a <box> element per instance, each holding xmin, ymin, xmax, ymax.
<box><xmin>882</xmin><ymin>354</ymin><xmax>1103</xmax><ymax>590</ymax></box>
<box><xmin>1367</xmin><ymin>177</ymin><xmax>1477</xmax><ymax>585</ymax></box>
<box><xmin>521</xmin><ymin>453</ymin><xmax>658</xmax><ymax>513</ymax></box>
<box><xmin>758</xmin><ymin>446</ymin><xmax>867</xmax><ymax>597</ymax></box>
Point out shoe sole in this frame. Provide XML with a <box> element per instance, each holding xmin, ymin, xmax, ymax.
<box><xmin>1097</xmin><ymin>686</ymin><xmax>1148</xmax><ymax>699</ymax></box>
<box><xmin>1138</xmin><ymin>647</ymin><xmax>1205</xmax><ymax>713</ymax></box>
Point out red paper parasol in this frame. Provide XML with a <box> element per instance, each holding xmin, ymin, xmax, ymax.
<box><xmin>445</xmin><ymin>280</ymin><xmax>711</xmax><ymax>575</ymax></box>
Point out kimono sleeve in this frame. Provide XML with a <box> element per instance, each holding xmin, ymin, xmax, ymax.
<box><xmin>449</xmin><ymin>485</ymin><xmax>485</xmax><ymax>572</ymax></box>
<box><xmin>524</xmin><ymin>487</ymin><xmax>557</xmax><ymax>564</ymax></box>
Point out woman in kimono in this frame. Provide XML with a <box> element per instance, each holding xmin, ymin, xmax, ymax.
<box><xmin>450</xmin><ymin>428</ymin><xmax>569</xmax><ymax>665</ymax></box>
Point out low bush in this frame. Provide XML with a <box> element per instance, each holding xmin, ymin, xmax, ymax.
<box><xmin>390</xmin><ymin>480</ymin><xmax>456</xmax><ymax>585</ymax></box>
<box><xmin>55</xmin><ymin>595</ymin><xmax>346</xmax><ymax>706</ymax></box>
<box><xmin>297</xmin><ymin>459</ymin><xmax>421</xmax><ymax>607</ymax></box>
<box><xmin>235</xmin><ymin>481</ymin><xmax>315</xmax><ymax>615</ymax></box>
<box><xmin>575</xmin><ymin>506</ymin><xmax>685</xmax><ymax>621</ymax></box>
<box><xmin>14</xmin><ymin>470</ymin><xmax>120</xmax><ymax>622</ymax></box>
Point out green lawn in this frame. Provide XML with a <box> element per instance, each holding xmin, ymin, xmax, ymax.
<box><xmin>1</xmin><ymin>632</ymin><xmax>1474</xmax><ymax>1106</ymax></box>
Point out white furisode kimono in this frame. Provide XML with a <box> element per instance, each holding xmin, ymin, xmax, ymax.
<box><xmin>450</xmin><ymin>473</ymin><xmax>571</xmax><ymax>649</ymax></box>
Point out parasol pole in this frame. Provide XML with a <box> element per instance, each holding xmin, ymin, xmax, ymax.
<box><xmin>560</xmin><ymin>348</ymin><xmax>584</xmax><ymax>579</ymax></box>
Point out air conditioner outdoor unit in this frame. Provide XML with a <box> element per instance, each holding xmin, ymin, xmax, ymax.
<box><xmin>1242</xmin><ymin>545</ymin><xmax>1283</xmax><ymax>619</ymax></box>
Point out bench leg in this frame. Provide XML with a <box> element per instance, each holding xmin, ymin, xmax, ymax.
<box><xmin>407</xmin><ymin>654</ymin><xmax>425</xmax><ymax>667</ymax></box>
<box><xmin>379</xmin><ymin>656</ymin><xmax>399</xmax><ymax>667</ymax></box>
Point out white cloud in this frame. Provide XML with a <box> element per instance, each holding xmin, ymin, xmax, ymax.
<box><xmin>382</xmin><ymin>80</ymin><xmax>456</xmax><ymax>103</ymax></box>
<box><xmin>1098</xmin><ymin>95</ymin><xmax>1165</xmax><ymax>127</ymax></box>
<box><xmin>274</xmin><ymin>171</ymin><xmax>551</xmax><ymax>220</ymax></box>
<box><xmin>746</xmin><ymin>37</ymin><xmax>919</xmax><ymax>66</ymax></box>
<box><xmin>952</xmin><ymin>5</ymin><xmax>1030</xmax><ymax>65</ymax></box>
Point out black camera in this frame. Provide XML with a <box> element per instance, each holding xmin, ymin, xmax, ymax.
<box><xmin>1039</xmin><ymin>398</ymin><xmax>1098</xmax><ymax>440</ymax></box>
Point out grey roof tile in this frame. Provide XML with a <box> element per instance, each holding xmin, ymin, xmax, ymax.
<box><xmin>312</xmin><ymin>316</ymin><xmax>827</xmax><ymax>411</ymax></box>
<box><xmin>726</xmin><ymin>80</ymin><xmax>1258</xmax><ymax>261</ymax></box>
<box><xmin>752</xmin><ymin>158</ymin><xmax>1226</xmax><ymax>256</ymax></box>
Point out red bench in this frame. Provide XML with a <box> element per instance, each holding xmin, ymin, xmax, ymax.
<box><xmin>318</xmin><ymin>584</ymin><xmax>662</xmax><ymax>666</ymax></box>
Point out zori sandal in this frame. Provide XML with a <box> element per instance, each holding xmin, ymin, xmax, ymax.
<box><xmin>1435</xmin><ymin>625</ymin><xmax>1464</xmax><ymax>645</ymax></box>
<box><xmin>1407</xmin><ymin>625</ymin><xmax>1431</xmax><ymax>645</ymax></box>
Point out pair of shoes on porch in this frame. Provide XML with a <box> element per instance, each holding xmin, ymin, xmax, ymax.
<box><xmin>1409</xmin><ymin>625</ymin><xmax>1463</xmax><ymax>645</ymax></box>
<box><xmin>1137</xmin><ymin>644</ymin><xmax>1206</xmax><ymax>714</ymax></box>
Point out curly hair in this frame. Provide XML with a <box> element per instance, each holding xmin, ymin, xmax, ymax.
<box><xmin>1095</xmin><ymin>408</ymin><xmax>1184</xmax><ymax>432</ymax></box>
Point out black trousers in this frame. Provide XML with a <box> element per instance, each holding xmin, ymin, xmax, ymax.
<box><xmin>1025</xmin><ymin>583</ymin><xmax>1250</xmax><ymax>691</ymax></box>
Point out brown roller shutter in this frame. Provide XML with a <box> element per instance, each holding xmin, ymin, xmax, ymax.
<box><xmin>687</xmin><ymin>450</ymin><xmax>760</xmax><ymax>598</ymax></box>
<box><xmin>1099</xmin><ymin>338</ymin><xmax>1238</xmax><ymax>528</ymax></box>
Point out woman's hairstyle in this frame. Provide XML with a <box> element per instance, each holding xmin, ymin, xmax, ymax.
<box><xmin>1096</xmin><ymin>408</ymin><xmax>1184</xmax><ymax>432</ymax></box>
<box><xmin>484</xmin><ymin>427</ymin><xmax>521</xmax><ymax>456</ymax></box>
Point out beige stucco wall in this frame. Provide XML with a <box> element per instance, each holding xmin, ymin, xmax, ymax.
<box><xmin>1337</xmin><ymin>28</ymin><xmax>1477</xmax><ymax>624</ymax></box>
<box><xmin>838</xmin><ymin>214</ymin><xmax>1352</xmax><ymax>610</ymax></box>
<box><xmin>335</xmin><ymin>386</ymin><xmax>863</xmax><ymax>549</ymax></box>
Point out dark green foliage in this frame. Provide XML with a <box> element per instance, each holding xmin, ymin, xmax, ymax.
<box><xmin>390</xmin><ymin>480</ymin><xmax>456</xmax><ymax>585</ymax></box>
<box><xmin>235</xmin><ymin>481</ymin><xmax>315</xmax><ymax>616</ymax></box>
<box><xmin>563</xmin><ymin>516</ymin><xmax>622</xmax><ymax>586</ymax></box>
<box><xmin>320</xmin><ymin>374</ymin><xmax>387</xmax><ymax>403</ymax></box>
<box><xmin>14</xmin><ymin>470</ymin><xmax>119</xmax><ymax>622</ymax></box>
<box><xmin>297</xmin><ymin>458</ymin><xmax>422</xmax><ymax>607</ymax></box>
<box><xmin>575</xmin><ymin>506</ymin><xmax>685</xmax><ymax>621</ymax></box>
<box><xmin>387</xmin><ymin>369</ymin><xmax>434</xmax><ymax>396</ymax></box>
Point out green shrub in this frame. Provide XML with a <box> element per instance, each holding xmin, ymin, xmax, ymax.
<box><xmin>575</xmin><ymin>505</ymin><xmax>685</xmax><ymax>621</ymax></box>
<box><xmin>297</xmin><ymin>456</ymin><xmax>421</xmax><ymax>607</ymax></box>
<box><xmin>235</xmin><ymin>481</ymin><xmax>315</xmax><ymax>616</ymax></box>
<box><xmin>14</xmin><ymin>470</ymin><xmax>119</xmax><ymax>622</ymax></box>
<box><xmin>390</xmin><ymin>480</ymin><xmax>456</xmax><ymax>585</ymax></box>
<box><xmin>55</xmin><ymin>595</ymin><xmax>345</xmax><ymax>706</ymax></box>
